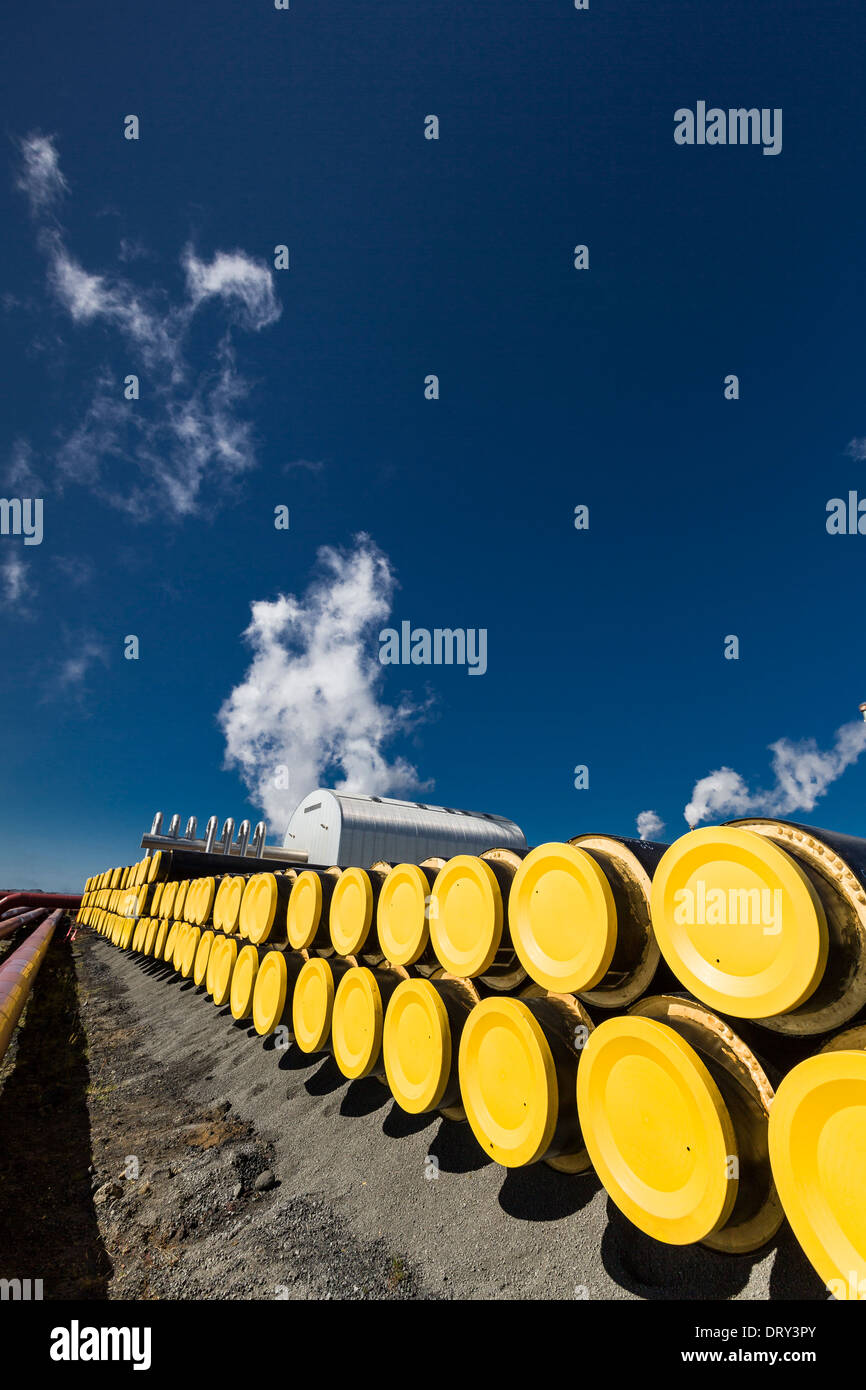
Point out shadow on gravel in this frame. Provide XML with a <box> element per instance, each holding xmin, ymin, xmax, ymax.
<box><xmin>277</xmin><ymin>1041</ymin><xmax>320</xmax><ymax>1072</ymax></box>
<box><xmin>306</xmin><ymin>1055</ymin><xmax>348</xmax><ymax>1096</ymax></box>
<box><xmin>340</xmin><ymin>1077</ymin><xmax>390</xmax><ymax>1116</ymax></box>
<box><xmin>600</xmin><ymin>1195</ymin><xmax>826</xmax><ymax>1301</ymax></box>
<box><xmin>428</xmin><ymin>1117</ymin><xmax>492</xmax><ymax>1173</ymax></box>
<box><xmin>599</xmin><ymin>1198</ymin><xmax>756</xmax><ymax>1300</ymax></box>
<box><xmin>382</xmin><ymin>1103</ymin><xmax>437</xmax><ymax>1139</ymax></box>
<box><xmin>0</xmin><ymin>932</ymin><xmax>111</xmax><ymax>1298</ymax></box>
<box><xmin>767</xmin><ymin>1226</ymin><xmax>827</xmax><ymax>1300</ymax></box>
<box><xmin>499</xmin><ymin>1164</ymin><xmax>601</xmax><ymax>1222</ymax></box>
<box><xmin>144</xmin><ymin>966</ymin><xmax>177</xmax><ymax>983</ymax></box>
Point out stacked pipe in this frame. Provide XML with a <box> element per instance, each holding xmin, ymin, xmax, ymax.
<box><xmin>0</xmin><ymin>910</ymin><xmax>65</xmax><ymax>1062</ymax></box>
<box><xmin>75</xmin><ymin>818</ymin><xmax>866</xmax><ymax>1298</ymax></box>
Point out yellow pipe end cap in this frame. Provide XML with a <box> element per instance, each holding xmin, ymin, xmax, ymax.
<box><xmin>287</xmin><ymin>872</ymin><xmax>323</xmax><ymax>950</ymax></box>
<box><xmin>253</xmin><ymin>950</ymin><xmax>288</xmax><ymax>1036</ymax></box>
<box><xmin>377</xmin><ymin>864</ymin><xmax>431</xmax><ymax>965</ymax></box>
<box><xmin>195</xmin><ymin>877</ymin><xmax>215</xmax><ymax>926</ymax></box>
<box><xmin>383</xmin><ymin>978</ymin><xmax>450</xmax><ymax>1113</ymax></box>
<box><xmin>230</xmin><ymin>944</ymin><xmax>260</xmax><ymax>1020</ymax></box>
<box><xmin>215</xmin><ymin>876</ymin><xmax>244</xmax><ymax>934</ymax></box>
<box><xmin>240</xmin><ymin>874</ymin><xmax>278</xmax><ymax>944</ymax></box>
<box><xmin>649</xmin><ymin>827</ymin><xmax>828</xmax><ymax>1019</ymax></box>
<box><xmin>577</xmin><ymin>1015</ymin><xmax>739</xmax><ymax>1245</ymax></box>
<box><xmin>193</xmin><ymin>930</ymin><xmax>214</xmax><ymax>986</ymax></box>
<box><xmin>184</xmin><ymin>881</ymin><xmax>199</xmax><ymax>925</ymax></box>
<box><xmin>332</xmin><ymin>966</ymin><xmax>384</xmax><ymax>1079</ymax></box>
<box><xmin>509</xmin><ymin>842</ymin><xmax>617</xmax><ymax>993</ymax></box>
<box><xmin>165</xmin><ymin>921</ymin><xmax>179</xmax><ymax>961</ymax></box>
<box><xmin>211</xmin><ymin>937</ymin><xmax>238</xmax><ymax>1006</ymax></box>
<box><xmin>181</xmin><ymin>926</ymin><xmax>201</xmax><ymax>978</ymax></box>
<box><xmin>292</xmin><ymin>957</ymin><xmax>335</xmax><ymax>1053</ymax></box>
<box><xmin>769</xmin><ymin>1050</ymin><xmax>866</xmax><ymax>1297</ymax></box>
<box><xmin>458</xmin><ymin>997</ymin><xmax>558</xmax><ymax>1167</ymax></box>
<box><xmin>171</xmin><ymin>924</ymin><xmax>187</xmax><ymax>970</ymax></box>
<box><xmin>212</xmin><ymin>877</ymin><xmax>230</xmax><ymax>931</ymax></box>
<box><xmin>330</xmin><ymin>869</ymin><xmax>373</xmax><ymax>956</ymax></box>
<box><xmin>430</xmin><ymin>856</ymin><xmax>503</xmax><ymax>978</ymax></box>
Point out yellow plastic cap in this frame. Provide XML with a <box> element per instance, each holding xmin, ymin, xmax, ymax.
<box><xmin>330</xmin><ymin>869</ymin><xmax>373</xmax><ymax>956</ymax></box>
<box><xmin>430</xmin><ymin>856</ymin><xmax>503</xmax><ymax>977</ymax></box>
<box><xmin>458</xmin><ymin>997</ymin><xmax>558</xmax><ymax>1166</ymax></box>
<box><xmin>175</xmin><ymin>881</ymin><xmax>190</xmax><ymax>920</ymax></box>
<box><xmin>213</xmin><ymin>876</ymin><xmax>230</xmax><ymax>931</ymax></box>
<box><xmin>509</xmin><ymin>842</ymin><xmax>617</xmax><ymax>993</ymax></box>
<box><xmin>769</xmin><ymin>1050</ymin><xmax>866</xmax><ymax>1297</ymax></box>
<box><xmin>195</xmin><ymin>877</ymin><xmax>216</xmax><ymax>926</ymax></box>
<box><xmin>194</xmin><ymin>930</ymin><xmax>214</xmax><ymax>986</ymax></box>
<box><xmin>253</xmin><ymin>950</ymin><xmax>289</xmax><ymax>1036</ymax></box>
<box><xmin>184</xmin><ymin>880</ymin><xmax>199</xmax><ymax>924</ymax></box>
<box><xmin>221</xmin><ymin>876</ymin><xmax>246</xmax><ymax>933</ymax></box>
<box><xmin>650</xmin><ymin>827</ymin><xmax>829</xmax><ymax>1019</ymax></box>
<box><xmin>377</xmin><ymin>864</ymin><xmax>432</xmax><ymax>965</ymax></box>
<box><xmin>332</xmin><ymin>967</ymin><xmax>384</xmax><ymax>1079</ymax></box>
<box><xmin>168</xmin><ymin>923</ymin><xmax>183</xmax><ymax>968</ymax></box>
<box><xmin>577</xmin><ymin>1015</ymin><xmax>738</xmax><ymax>1244</ymax></box>
<box><xmin>383</xmin><ymin>978</ymin><xmax>450</xmax><ymax>1113</ymax></box>
<box><xmin>230</xmin><ymin>945</ymin><xmax>260</xmax><ymax>1020</ymax></box>
<box><xmin>181</xmin><ymin>926</ymin><xmax>200</xmax><ymax>978</ymax></box>
<box><xmin>211</xmin><ymin>936</ymin><xmax>238</xmax><ymax>1006</ymax></box>
<box><xmin>292</xmin><ymin>958</ymin><xmax>335</xmax><ymax>1053</ymax></box>
<box><xmin>287</xmin><ymin>872</ymin><xmax>324</xmax><ymax>949</ymax></box>
<box><xmin>240</xmin><ymin>874</ymin><xmax>279</xmax><ymax>944</ymax></box>
<box><xmin>204</xmin><ymin>934</ymin><xmax>221</xmax><ymax>996</ymax></box>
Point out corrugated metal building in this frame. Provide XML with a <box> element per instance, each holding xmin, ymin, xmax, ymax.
<box><xmin>282</xmin><ymin>789</ymin><xmax>526</xmax><ymax>867</ymax></box>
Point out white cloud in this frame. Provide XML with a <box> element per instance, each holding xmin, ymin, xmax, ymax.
<box><xmin>55</xmin><ymin>345</ymin><xmax>257</xmax><ymax>517</ymax></box>
<box><xmin>636</xmin><ymin>810</ymin><xmax>665</xmax><ymax>841</ymax></box>
<box><xmin>846</xmin><ymin>438</ymin><xmax>866</xmax><ymax>460</ymax></box>
<box><xmin>282</xmin><ymin>458</ymin><xmax>325</xmax><ymax>476</ymax></box>
<box><xmin>1</xmin><ymin>553</ymin><xmax>33</xmax><ymax>611</ymax></box>
<box><xmin>684</xmin><ymin>720</ymin><xmax>866</xmax><ymax>826</ymax></box>
<box><xmin>218</xmin><ymin>536</ymin><xmax>429</xmax><ymax>832</ymax></box>
<box><xmin>56</xmin><ymin>638</ymin><xmax>108</xmax><ymax>691</ymax></box>
<box><xmin>15</xmin><ymin>133</ymin><xmax>68</xmax><ymax>215</ymax></box>
<box><xmin>183</xmin><ymin>249</ymin><xmax>281</xmax><ymax>330</ymax></box>
<box><xmin>43</xmin><ymin>238</ymin><xmax>183</xmax><ymax>373</ymax></box>
<box><xmin>13</xmin><ymin>133</ymin><xmax>282</xmax><ymax>518</ymax></box>
<box><xmin>4</xmin><ymin>439</ymin><xmax>42</xmax><ymax>493</ymax></box>
<box><xmin>54</xmin><ymin>554</ymin><xmax>94</xmax><ymax>586</ymax></box>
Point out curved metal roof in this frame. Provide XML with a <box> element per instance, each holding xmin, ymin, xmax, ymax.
<box><xmin>283</xmin><ymin>789</ymin><xmax>526</xmax><ymax>867</ymax></box>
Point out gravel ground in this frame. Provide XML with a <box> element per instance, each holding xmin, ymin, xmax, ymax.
<box><xmin>0</xmin><ymin>927</ymin><xmax>828</xmax><ymax>1301</ymax></box>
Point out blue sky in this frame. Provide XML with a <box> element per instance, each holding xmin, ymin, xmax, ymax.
<box><xmin>3</xmin><ymin>0</ymin><xmax>866</xmax><ymax>890</ymax></box>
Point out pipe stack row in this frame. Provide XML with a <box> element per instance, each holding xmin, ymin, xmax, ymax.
<box><xmin>76</xmin><ymin>821</ymin><xmax>866</xmax><ymax>1299</ymax></box>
